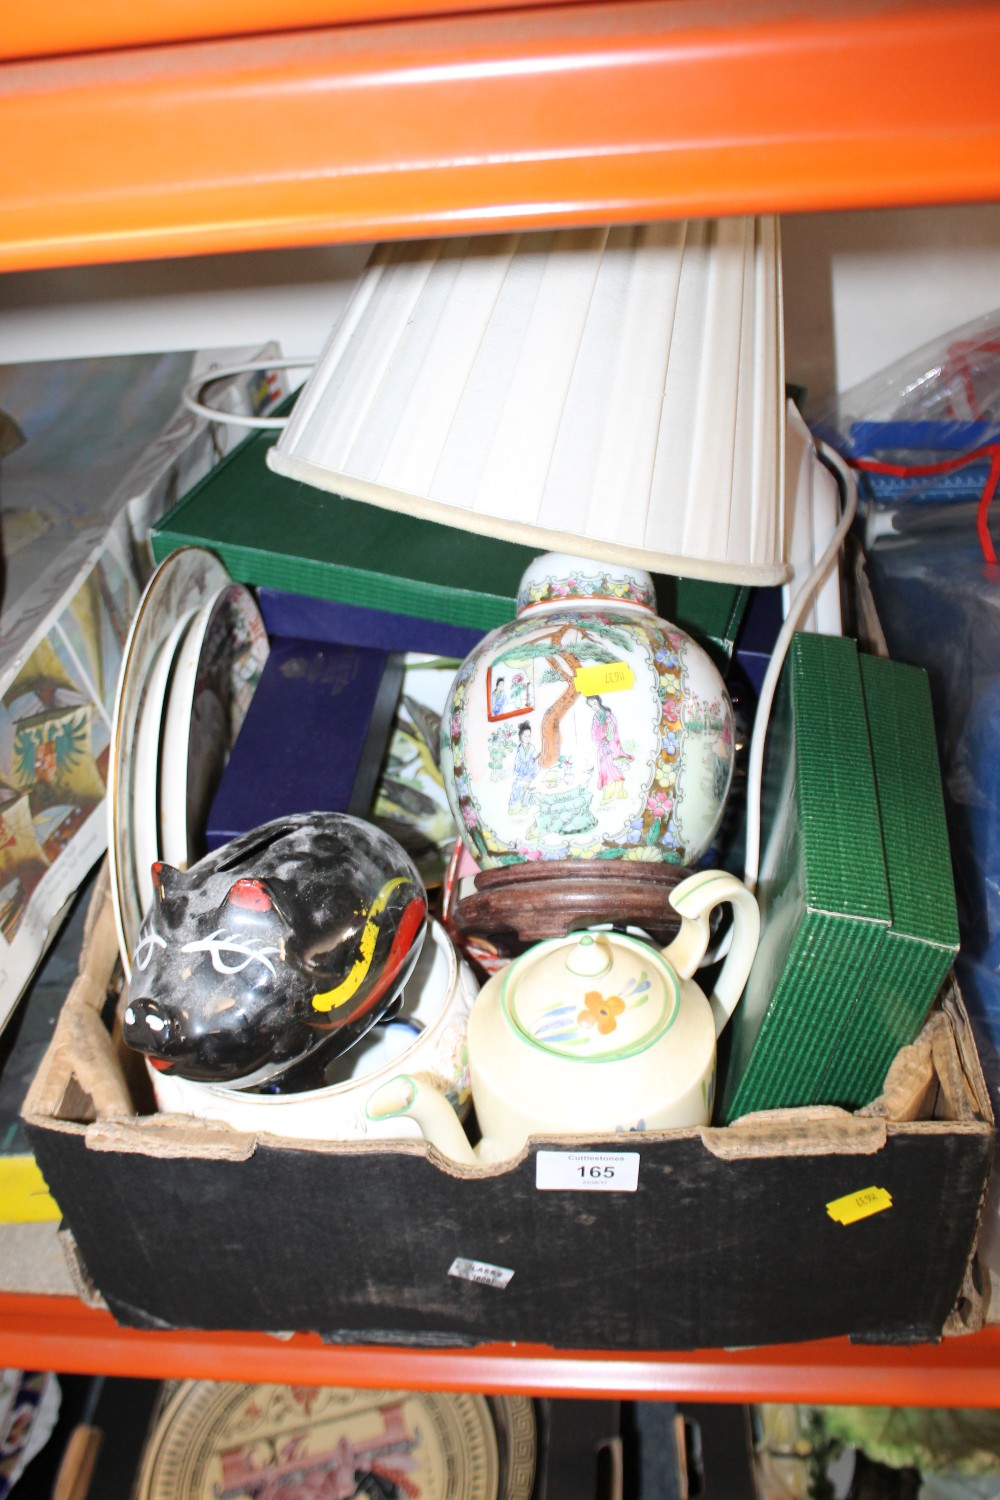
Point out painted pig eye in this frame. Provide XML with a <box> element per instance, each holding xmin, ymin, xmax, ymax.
<box><xmin>181</xmin><ymin>929</ymin><xmax>279</xmax><ymax>977</ymax></box>
<box><xmin>134</xmin><ymin>930</ymin><xmax>168</xmax><ymax>971</ymax></box>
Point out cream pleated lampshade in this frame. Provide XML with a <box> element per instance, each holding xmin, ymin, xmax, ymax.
<box><xmin>268</xmin><ymin>219</ymin><xmax>787</xmax><ymax>586</ymax></box>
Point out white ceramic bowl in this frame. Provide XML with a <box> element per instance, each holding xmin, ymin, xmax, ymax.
<box><xmin>149</xmin><ymin>919</ymin><xmax>477</xmax><ymax>1142</ymax></box>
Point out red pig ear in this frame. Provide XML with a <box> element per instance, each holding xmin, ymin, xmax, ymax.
<box><xmin>225</xmin><ymin>878</ymin><xmax>275</xmax><ymax>914</ymax></box>
<box><xmin>151</xmin><ymin>862</ymin><xmax>183</xmax><ymax>901</ymax></box>
<box><xmin>220</xmin><ymin>879</ymin><xmax>291</xmax><ymax>929</ymax></box>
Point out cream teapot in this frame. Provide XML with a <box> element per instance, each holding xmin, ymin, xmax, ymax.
<box><xmin>366</xmin><ymin>868</ymin><xmax>759</xmax><ymax>1164</ymax></box>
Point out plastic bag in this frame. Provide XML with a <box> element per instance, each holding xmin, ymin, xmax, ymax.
<box><xmin>809</xmin><ymin>318</ymin><xmax>1000</xmax><ymax>1068</ymax></box>
<box><xmin>811</xmin><ymin>309</ymin><xmax>1000</xmax><ymax>562</ymax></box>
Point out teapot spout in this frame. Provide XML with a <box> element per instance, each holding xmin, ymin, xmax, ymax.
<box><xmin>366</xmin><ymin>1073</ymin><xmax>479</xmax><ymax>1167</ymax></box>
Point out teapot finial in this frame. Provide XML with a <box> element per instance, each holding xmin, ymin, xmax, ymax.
<box><xmin>564</xmin><ymin>933</ymin><xmax>614</xmax><ymax>978</ymax></box>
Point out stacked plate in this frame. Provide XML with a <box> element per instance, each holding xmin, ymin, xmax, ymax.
<box><xmin>108</xmin><ymin>547</ymin><xmax>269</xmax><ymax>977</ymax></box>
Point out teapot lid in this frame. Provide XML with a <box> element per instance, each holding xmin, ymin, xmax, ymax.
<box><xmin>501</xmin><ymin>931</ymin><xmax>679</xmax><ymax>1062</ymax></box>
<box><xmin>516</xmin><ymin>552</ymin><xmax>657</xmax><ymax>618</ymax></box>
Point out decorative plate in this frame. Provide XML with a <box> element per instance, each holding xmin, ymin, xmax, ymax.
<box><xmin>108</xmin><ymin>547</ymin><xmax>231</xmax><ymax>977</ymax></box>
<box><xmin>131</xmin><ymin>608</ymin><xmax>199</xmax><ymax>923</ymax></box>
<box><xmin>158</xmin><ymin>581</ymin><xmax>268</xmax><ymax>872</ymax></box>
<box><xmin>134</xmin><ymin>1381</ymin><xmax>535</xmax><ymax>1500</ymax></box>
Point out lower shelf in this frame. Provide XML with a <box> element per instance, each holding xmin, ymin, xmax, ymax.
<box><xmin>3</xmin><ymin>1293</ymin><xmax>1000</xmax><ymax>1406</ymax></box>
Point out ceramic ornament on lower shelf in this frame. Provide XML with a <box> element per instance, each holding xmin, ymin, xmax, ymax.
<box><xmin>133</xmin><ymin>1380</ymin><xmax>535</xmax><ymax>1500</ymax></box>
<box><xmin>120</xmin><ymin>812</ymin><xmax>428</xmax><ymax>1090</ymax></box>
<box><xmin>440</xmin><ymin>550</ymin><xmax>736</xmax><ymax>871</ymax></box>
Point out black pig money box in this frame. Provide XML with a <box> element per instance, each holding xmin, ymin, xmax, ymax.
<box><xmin>121</xmin><ymin>812</ymin><xmax>428</xmax><ymax>1089</ymax></box>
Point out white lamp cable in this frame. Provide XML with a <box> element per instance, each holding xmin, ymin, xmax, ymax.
<box><xmin>742</xmin><ymin>440</ymin><xmax>858</xmax><ymax>892</ymax></box>
<box><xmin>181</xmin><ymin>358</ymin><xmax>316</xmax><ymax>431</ymax></box>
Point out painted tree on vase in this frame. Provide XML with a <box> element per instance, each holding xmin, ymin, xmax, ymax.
<box><xmin>489</xmin><ymin>616</ymin><xmax>635</xmax><ymax>768</ymax></box>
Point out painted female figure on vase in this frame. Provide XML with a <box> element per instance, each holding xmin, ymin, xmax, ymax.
<box><xmin>508</xmin><ymin>722</ymin><xmax>539</xmax><ymax>813</ymax></box>
<box><xmin>587</xmin><ymin>695</ymin><xmax>632</xmax><ymax>804</ymax></box>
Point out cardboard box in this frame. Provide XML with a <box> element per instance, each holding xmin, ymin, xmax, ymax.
<box><xmin>719</xmin><ymin>633</ymin><xmax>892</xmax><ymax>1121</ymax></box>
<box><xmin>150</xmin><ymin>398</ymin><xmax>750</xmax><ymax>660</ymax></box>
<box><xmin>22</xmin><ymin>863</ymin><xmax>993</xmax><ymax>1351</ymax></box>
<box><xmin>719</xmin><ymin>634</ymin><xmax>961</xmax><ymax>1122</ymax></box>
<box><xmin>819</xmin><ymin>653</ymin><xmax>960</xmax><ymax>1108</ymax></box>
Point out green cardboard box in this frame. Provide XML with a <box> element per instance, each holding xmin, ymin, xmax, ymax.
<box><xmin>151</xmin><ymin>397</ymin><xmax>748</xmax><ymax>659</ymax></box>
<box><xmin>818</xmin><ymin>653</ymin><xmax>960</xmax><ymax>1108</ymax></box>
<box><xmin>719</xmin><ymin>632</ymin><xmax>892</xmax><ymax>1122</ymax></box>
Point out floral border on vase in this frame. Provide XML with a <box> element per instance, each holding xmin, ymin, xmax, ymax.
<box><xmin>516</xmin><ymin>569</ymin><xmax>657</xmax><ymax>615</ymax></box>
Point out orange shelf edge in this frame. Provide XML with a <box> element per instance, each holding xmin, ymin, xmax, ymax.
<box><xmin>4</xmin><ymin>1294</ymin><xmax>1000</xmax><ymax>1405</ymax></box>
<box><xmin>4</xmin><ymin>0</ymin><xmax>1000</xmax><ymax>273</ymax></box>
<box><xmin>4</xmin><ymin>0</ymin><xmax>582</xmax><ymax>63</ymax></box>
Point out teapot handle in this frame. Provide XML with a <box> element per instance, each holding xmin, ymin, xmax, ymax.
<box><xmin>661</xmin><ymin>870</ymin><xmax>761</xmax><ymax>1039</ymax></box>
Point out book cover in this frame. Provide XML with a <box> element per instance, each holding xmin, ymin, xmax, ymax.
<box><xmin>256</xmin><ymin>588</ymin><xmax>485</xmax><ymax>660</ymax></box>
<box><xmin>205</xmin><ymin>638</ymin><xmax>404</xmax><ymax>850</ymax></box>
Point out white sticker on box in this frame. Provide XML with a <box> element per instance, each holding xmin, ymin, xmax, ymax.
<box><xmin>448</xmin><ymin>1257</ymin><xmax>515</xmax><ymax>1289</ymax></box>
<box><xmin>535</xmin><ymin>1150</ymin><xmax>640</xmax><ymax>1192</ymax></box>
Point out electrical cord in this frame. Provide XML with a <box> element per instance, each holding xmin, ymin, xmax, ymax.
<box><xmin>742</xmin><ymin>439</ymin><xmax>858</xmax><ymax>892</ymax></box>
<box><xmin>181</xmin><ymin>357</ymin><xmax>315</xmax><ymax>430</ymax></box>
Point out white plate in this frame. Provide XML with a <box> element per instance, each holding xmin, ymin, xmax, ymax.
<box><xmin>108</xmin><ymin>547</ymin><xmax>232</xmax><ymax>978</ymax></box>
<box><xmin>158</xmin><ymin>581</ymin><xmax>268</xmax><ymax>873</ymax></box>
<box><xmin>131</xmin><ymin>609</ymin><xmax>198</xmax><ymax>924</ymax></box>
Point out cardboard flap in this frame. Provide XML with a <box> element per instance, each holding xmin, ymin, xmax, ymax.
<box><xmin>78</xmin><ymin>864</ymin><xmax>120</xmax><ymax>1000</ymax></box>
<box><xmin>24</xmin><ymin>984</ymin><xmax>132</xmax><ymax>1122</ymax></box>
<box><xmin>23</xmin><ymin>859</ymin><xmax>129</xmax><ymax>1123</ymax></box>
<box><xmin>86</xmin><ymin>1114</ymin><xmax>256</xmax><ymax>1162</ymax></box>
<box><xmin>57</xmin><ymin>1227</ymin><xmax>109</xmax><ymax>1311</ymax></box>
<box><xmin>860</xmin><ymin>992</ymin><xmax>993</xmax><ymax>1126</ymax></box>
<box><xmin>861</xmin><ymin>1032</ymin><xmax>938</xmax><ymax>1123</ymax></box>
<box><xmin>938</xmin><ymin>984</ymin><xmax>993</xmax><ymax>1121</ymax></box>
<box><xmin>931</xmin><ymin>1020</ymin><xmax>985</xmax><ymax>1124</ymax></box>
<box><xmin>701</xmin><ymin>1109</ymin><xmax>887</xmax><ymax>1159</ymax></box>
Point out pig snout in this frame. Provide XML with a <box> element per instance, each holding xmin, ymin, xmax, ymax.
<box><xmin>122</xmin><ymin>995</ymin><xmax>176</xmax><ymax>1063</ymax></box>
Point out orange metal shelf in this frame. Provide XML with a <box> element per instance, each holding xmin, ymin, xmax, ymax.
<box><xmin>4</xmin><ymin>0</ymin><xmax>1000</xmax><ymax>1417</ymax></box>
<box><xmin>3</xmin><ymin>1294</ymin><xmax>1000</xmax><ymax>1406</ymax></box>
<box><xmin>4</xmin><ymin>0</ymin><xmax>1000</xmax><ymax>273</ymax></box>
<box><xmin>4</xmin><ymin>0</ymin><xmax>578</xmax><ymax>63</ymax></box>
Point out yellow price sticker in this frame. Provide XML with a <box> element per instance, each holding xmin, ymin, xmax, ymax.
<box><xmin>573</xmin><ymin>661</ymin><xmax>635</xmax><ymax>696</ymax></box>
<box><xmin>826</xmin><ymin>1186</ymin><xmax>893</xmax><ymax>1226</ymax></box>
